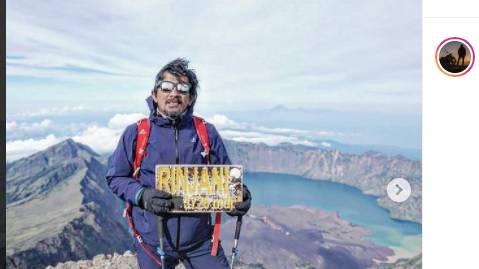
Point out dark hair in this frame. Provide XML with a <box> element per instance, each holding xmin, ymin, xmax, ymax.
<box><xmin>153</xmin><ymin>58</ymin><xmax>199</xmax><ymax>110</ymax></box>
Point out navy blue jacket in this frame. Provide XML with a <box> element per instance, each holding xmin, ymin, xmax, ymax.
<box><xmin>106</xmin><ymin>96</ymin><xmax>231</xmax><ymax>250</ymax></box>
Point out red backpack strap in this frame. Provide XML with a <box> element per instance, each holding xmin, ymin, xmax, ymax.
<box><xmin>124</xmin><ymin>118</ymin><xmax>165</xmax><ymax>267</ymax></box>
<box><xmin>124</xmin><ymin>117</ymin><xmax>150</xmax><ymax>220</ymax></box>
<box><xmin>193</xmin><ymin>116</ymin><xmax>211</xmax><ymax>163</ymax></box>
<box><xmin>192</xmin><ymin>116</ymin><xmax>222</xmax><ymax>256</ymax></box>
<box><xmin>211</xmin><ymin>211</ymin><xmax>222</xmax><ymax>256</ymax></box>
<box><xmin>133</xmin><ymin>118</ymin><xmax>151</xmax><ymax>179</ymax></box>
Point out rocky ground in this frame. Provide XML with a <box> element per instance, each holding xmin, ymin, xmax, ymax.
<box><xmin>45</xmin><ymin>251</ymin><xmax>140</xmax><ymax>269</ymax></box>
<box><xmin>46</xmin><ymin>251</ymin><xmax>422</xmax><ymax>269</ymax></box>
<box><xmin>45</xmin><ymin>206</ymin><xmax>397</xmax><ymax>269</ymax></box>
<box><xmin>376</xmin><ymin>254</ymin><xmax>422</xmax><ymax>269</ymax></box>
<box><xmin>45</xmin><ymin>251</ymin><xmax>265</xmax><ymax>269</ymax></box>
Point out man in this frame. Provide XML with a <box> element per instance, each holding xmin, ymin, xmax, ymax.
<box><xmin>457</xmin><ymin>44</ymin><xmax>466</xmax><ymax>66</ymax></box>
<box><xmin>106</xmin><ymin>58</ymin><xmax>252</xmax><ymax>269</ymax></box>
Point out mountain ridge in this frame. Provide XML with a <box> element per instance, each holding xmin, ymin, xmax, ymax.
<box><xmin>6</xmin><ymin>139</ymin><xmax>130</xmax><ymax>269</ymax></box>
<box><xmin>6</xmin><ymin>139</ymin><xmax>421</xmax><ymax>268</ymax></box>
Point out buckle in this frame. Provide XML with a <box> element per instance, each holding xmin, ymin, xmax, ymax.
<box><xmin>132</xmin><ymin>167</ymin><xmax>141</xmax><ymax>177</ymax></box>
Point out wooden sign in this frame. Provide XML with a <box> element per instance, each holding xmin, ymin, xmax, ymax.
<box><xmin>155</xmin><ymin>165</ymin><xmax>243</xmax><ymax>212</ymax></box>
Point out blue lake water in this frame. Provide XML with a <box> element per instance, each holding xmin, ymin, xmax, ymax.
<box><xmin>244</xmin><ymin>172</ymin><xmax>422</xmax><ymax>253</ymax></box>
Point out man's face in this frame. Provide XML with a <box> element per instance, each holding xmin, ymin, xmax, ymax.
<box><xmin>152</xmin><ymin>71</ymin><xmax>192</xmax><ymax>118</ymax></box>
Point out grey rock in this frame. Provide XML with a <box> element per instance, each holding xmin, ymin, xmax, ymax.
<box><xmin>45</xmin><ymin>206</ymin><xmax>396</xmax><ymax>269</ymax></box>
<box><xmin>221</xmin><ymin>206</ymin><xmax>393</xmax><ymax>269</ymax></box>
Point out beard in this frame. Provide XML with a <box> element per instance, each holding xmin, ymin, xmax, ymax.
<box><xmin>165</xmin><ymin>109</ymin><xmax>184</xmax><ymax>118</ymax></box>
<box><xmin>157</xmin><ymin>105</ymin><xmax>188</xmax><ymax>120</ymax></box>
<box><xmin>154</xmin><ymin>94</ymin><xmax>191</xmax><ymax>119</ymax></box>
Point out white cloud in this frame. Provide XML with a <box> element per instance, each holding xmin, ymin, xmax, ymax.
<box><xmin>108</xmin><ymin>113</ymin><xmax>147</xmax><ymax>129</ymax></box>
<box><xmin>6</xmin><ymin>121</ymin><xmax>18</xmax><ymax>131</ymax></box>
<box><xmin>5</xmin><ymin>113</ymin><xmax>353</xmax><ymax>162</ymax></box>
<box><xmin>72</xmin><ymin>113</ymin><xmax>147</xmax><ymax>153</ymax></box>
<box><xmin>206</xmin><ymin>114</ymin><xmax>342</xmax><ymax>146</ymax></box>
<box><xmin>205</xmin><ymin>114</ymin><xmax>321</xmax><ymax>147</ymax></box>
<box><xmin>255</xmin><ymin>126</ymin><xmax>310</xmax><ymax>135</ymax></box>
<box><xmin>206</xmin><ymin>114</ymin><xmax>246</xmax><ymax>129</ymax></box>
<box><xmin>6</xmin><ymin>119</ymin><xmax>53</xmax><ymax>137</ymax></box>
<box><xmin>5</xmin><ymin>113</ymin><xmax>323</xmax><ymax>161</ymax></box>
<box><xmin>6</xmin><ymin>134</ymin><xmax>62</xmax><ymax>161</ymax></box>
<box><xmin>72</xmin><ymin>125</ymin><xmax>122</xmax><ymax>154</ymax></box>
<box><xmin>321</xmin><ymin>142</ymin><xmax>332</xmax><ymax>147</ymax></box>
<box><xmin>6</xmin><ymin>113</ymin><xmax>146</xmax><ymax>161</ymax></box>
<box><xmin>223</xmin><ymin>130</ymin><xmax>317</xmax><ymax>147</ymax></box>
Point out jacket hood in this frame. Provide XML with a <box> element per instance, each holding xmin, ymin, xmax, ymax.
<box><xmin>146</xmin><ymin>96</ymin><xmax>156</xmax><ymax>115</ymax></box>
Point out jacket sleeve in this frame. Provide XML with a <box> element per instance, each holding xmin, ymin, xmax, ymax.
<box><xmin>105</xmin><ymin>123</ymin><xmax>144</xmax><ymax>205</ymax></box>
<box><xmin>207</xmin><ymin>123</ymin><xmax>232</xmax><ymax>165</ymax></box>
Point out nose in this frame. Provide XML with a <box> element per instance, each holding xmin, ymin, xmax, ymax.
<box><xmin>169</xmin><ymin>87</ymin><xmax>182</xmax><ymax>96</ymax></box>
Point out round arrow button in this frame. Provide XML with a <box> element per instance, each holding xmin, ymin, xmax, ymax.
<box><xmin>387</xmin><ymin>178</ymin><xmax>411</xmax><ymax>203</ymax></box>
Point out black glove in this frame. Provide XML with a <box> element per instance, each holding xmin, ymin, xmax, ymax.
<box><xmin>139</xmin><ymin>188</ymin><xmax>173</xmax><ymax>215</ymax></box>
<box><xmin>228</xmin><ymin>185</ymin><xmax>252</xmax><ymax>217</ymax></box>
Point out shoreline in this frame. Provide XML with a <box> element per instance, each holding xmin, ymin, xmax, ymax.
<box><xmin>387</xmin><ymin>234</ymin><xmax>422</xmax><ymax>262</ymax></box>
<box><xmin>249</xmin><ymin>171</ymin><xmax>422</xmax><ymax>225</ymax></box>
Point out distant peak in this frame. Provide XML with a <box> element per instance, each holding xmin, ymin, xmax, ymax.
<box><xmin>59</xmin><ymin>138</ymin><xmax>76</xmax><ymax>146</ymax></box>
<box><xmin>53</xmin><ymin>138</ymin><xmax>81</xmax><ymax>150</ymax></box>
<box><xmin>270</xmin><ymin>104</ymin><xmax>289</xmax><ymax>111</ymax></box>
<box><xmin>35</xmin><ymin>139</ymin><xmax>100</xmax><ymax>161</ymax></box>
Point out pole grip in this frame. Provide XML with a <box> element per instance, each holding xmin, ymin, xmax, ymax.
<box><xmin>234</xmin><ymin>215</ymin><xmax>243</xmax><ymax>240</ymax></box>
<box><xmin>158</xmin><ymin>216</ymin><xmax>165</xmax><ymax>249</ymax></box>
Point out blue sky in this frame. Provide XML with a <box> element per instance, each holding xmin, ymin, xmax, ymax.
<box><xmin>6</xmin><ymin>0</ymin><xmax>422</xmax><ymax>160</ymax></box>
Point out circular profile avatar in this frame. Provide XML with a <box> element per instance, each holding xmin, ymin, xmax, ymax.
<box><xmin>436</xmin><ymin>37</ymin><xmax>475</xmax><ymax>77</ymax></box>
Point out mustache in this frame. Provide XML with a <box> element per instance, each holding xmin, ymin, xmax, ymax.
<box><xmin>166</xmin><ymin>97</ymin><xmax>182</xmax><ymax>104</ymax></box>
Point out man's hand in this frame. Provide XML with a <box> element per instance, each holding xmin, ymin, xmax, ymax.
<box><xmin>228</xmin><ymin>185</ymin><xmax>252</xmax><ymax>217</ymax></box>
<box><xmin>139</xmin><ymin>188</ymin><xmax>173</xmax><ymax>215</ymax></box>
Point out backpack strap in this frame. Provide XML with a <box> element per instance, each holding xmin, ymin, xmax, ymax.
<box><xmin>133</xmin><ymin>118</ymin><xmax>151</xmax><ymax>178</ymax></box>
<box><xmin>193</xmin><ymin>116</ymin><xmax>211</xmax><ymax>163</ymax></box>
<box><xmin>193</xmin><ymin>116</ymin><xmax>222</xmax><ymax>256</ymax></box>
<box><xmin>123</xmin><ymin>118</ymin><xmax>164</xmax><ymax>267</ymax></box>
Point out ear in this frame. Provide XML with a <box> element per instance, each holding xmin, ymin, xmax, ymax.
<box><xmin>189</xmin><ymin>94</ymin><xmax>196</xmax><ymax>106</ymax></box>
<box><xmin>151</xmin><ymin>90</ymin><xmax>158</xmax><ymax>103</ymax></box>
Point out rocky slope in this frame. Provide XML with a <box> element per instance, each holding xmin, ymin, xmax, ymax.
<box><xmin>6</xmin><ymin>139</ymin><xmax>421</xmax><ymax>268</ymax></box>
<box><xmin>46</xmin><ymin>251</ymin><xmax>422</xmax><ymax>269</ymax></box>
<box><xmin>221</xmin><ymin>206</ymin><xmax>393</xmax><ymax>269</ymax></box>
<box><xmin>377</xmin><ymin>254</ymin><xmax>422</xmax><ymax>269</ymax></box>
<box><xmin>45</xmin><ymin>251</ymin><xmax>270</xmax><ymax>269</ymax></box>
<box><xmin>46</xmin><ymin>206</ymin><xmax>395</xmax><ymax>269</ymax></box>
<box><xmin>225</xmin><ymin>141</ymin><xmax>422</xmax><ymax>223</ymax></box>
<box><xmin>6</xmin><ymin>139</ymin><xmax>130</xmax><ymax>269</ymax></box>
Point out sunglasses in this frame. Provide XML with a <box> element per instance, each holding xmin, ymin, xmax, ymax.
<box><xmin>156</xmin><ymin>81</ymin><xmax>191</xmax><ymax>94</ymax></box>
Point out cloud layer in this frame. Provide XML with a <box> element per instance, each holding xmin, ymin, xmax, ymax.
<box><xmin>6</xmin><ymin>135</ymin><xmax>62</xmax><ymax>161</ymax></box>
<box><xmin>6</xmin><ymin>113</ymin><xmax>337</xmax><ymax>161</ymax></box>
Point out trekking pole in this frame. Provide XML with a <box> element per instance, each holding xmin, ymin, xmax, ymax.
<box><xmin>230</xmin><ymin>215</ymin><xmax>243</xmax><ymax>269</ymax></box>
<box><xmin>157</xmin><ymin>216</ymin><xmax>166</xmax><ymax>269</ymax></box>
